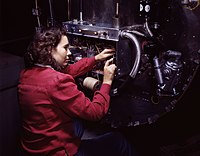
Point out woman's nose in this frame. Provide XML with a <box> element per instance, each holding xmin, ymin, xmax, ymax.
<box><xmin>67</xmin><ymin>49</ymin><xmax>72</xmax><ymax>56</ymax></box>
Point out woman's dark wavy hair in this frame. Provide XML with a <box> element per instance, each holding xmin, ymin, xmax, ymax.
<box><xmin>24</xmin><ymin>26</ymin><xmax>68</xmax><ymax>71</ymax></box>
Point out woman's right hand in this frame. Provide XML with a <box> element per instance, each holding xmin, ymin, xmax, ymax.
<box><xmin>103</xmin><ymin>58</ymin><xmax>117</xmax><ymax>85</ymax></box>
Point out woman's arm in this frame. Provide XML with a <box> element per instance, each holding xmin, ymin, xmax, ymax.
<box><xmin>62</xmin><ymin>49</ymin><xmax>115</xmax><ymax>78</ymax></box>
<box><xmin>62</xmin><ymin>57</ymin><xmax>96</xmax><ymax>77</ymax></box>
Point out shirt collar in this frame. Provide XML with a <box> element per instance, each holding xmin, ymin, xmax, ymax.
<box><xmin>34</xmin><ymin>63</ymin><xmax>54</xmax><ymax>70</ymax></box>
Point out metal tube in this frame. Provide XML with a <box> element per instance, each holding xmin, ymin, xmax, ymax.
<box><xmin>120</xmin><ymin>31</ymin><xmax>141</xmax><ymax>78</ymax></box>
<box><xmin>126</xmin><ymin>30</ymin><xmax>145</xmax><ymax>37</ymax></box>
<box><xmin>79</xmin><ymin>0</ymin><xmax>83</xmax><ymax>23</ymax></box>
<box><xmin>48</xmin><ymin>0</ymin><xmax>54</xmax><ymax>26</ymax></box>
<box><xmin>153</xmin><ymin>56</ymin><xmax>164</xmax><ymax>85</ymax></box>
<box><xmin>144</xmin><ymin>18</ymin><xmax>153</xmax><ymax>37</ymax></box>
<box><xmin>67</xmin><ymin>0</ymin><xmax>71</xmax><ymax>20</ymax></box>
<box><xmin>115</xmin><ymin>2</ymin><xmax>119</xmax><ymax>17</ymax></box>
<box><xmin>34</xmin><ymin>0</ymin><xmax>41</xmax><ymax>27</ymax></box>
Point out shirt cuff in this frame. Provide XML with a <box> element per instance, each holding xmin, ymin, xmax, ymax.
<box><xmin>100</xmin><ymin>84</ymin><xmax>111</xmax><ymax>95</ymax></box>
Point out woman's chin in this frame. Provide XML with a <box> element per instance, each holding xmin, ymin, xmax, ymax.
<box><xmin>63</xmin><ymin>62</ymin><xmax>68</xmax><ymax>66</ymax></box>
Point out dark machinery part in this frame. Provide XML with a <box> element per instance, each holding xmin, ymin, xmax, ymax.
<box><xmin>32</xmin><ymin>0</ymin><xmax>42</xmax><ymax>32</ymax></box>
<box><xmin>63</xmin><ymin>0</ymin><xmax>200</xmax><ymax>128</ymax></box>
<box><xmin>32</xmin><ymin>0</ymin><xmax>56</xmax><ymax>31</ymax></box>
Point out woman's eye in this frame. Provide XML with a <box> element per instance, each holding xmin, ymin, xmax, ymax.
<box><xmin>64</xmin><ymin>46</ymin><xmax>68</xmax><ymax>50</ymax></box>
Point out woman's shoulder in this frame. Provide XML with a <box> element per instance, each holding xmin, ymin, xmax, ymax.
<box><xmin>47</xmin><ymin>68</ymin><xmax>75</xmax><ymax>84</ymax></box>
<box><xmin>20</xmin><ymin>67</ymin><xmax>75</xmax><ymax>85</ymax></box>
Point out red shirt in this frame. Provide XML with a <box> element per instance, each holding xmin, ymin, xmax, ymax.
<box><xmin>18</xmin><ymin>57</ymin><xmax>111</xmax><ymax>156</ymax></box>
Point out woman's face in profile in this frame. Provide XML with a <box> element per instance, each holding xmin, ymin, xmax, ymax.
<box><xmin>52</xmin><ymin>35</ymin><xmax>72</xmax><ymax>67</ymax></box>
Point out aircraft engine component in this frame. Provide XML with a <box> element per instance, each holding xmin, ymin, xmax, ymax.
<box><xmin>63</xmin><ymin>0</ymin><xmax>200</xmax><ymax>127</ymax></box>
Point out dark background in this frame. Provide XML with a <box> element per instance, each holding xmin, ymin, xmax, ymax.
<box><xmin>0</xmin><ymin>1</ymin><xmax>69</xmax><ymax>155</ymax></box>
<box><xmin>0</xmin><ymin>0</ymin><xmax>200</xmax><ymax>156</ymax></box>
<box><xmin>0</xmin><ymin>0</ymin><xmax>69</xmax><ymax>56</ymax></box>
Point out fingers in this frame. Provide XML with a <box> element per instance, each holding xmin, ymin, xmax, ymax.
<box><xmin>103</xmin><ymin>58</ymin><xmax>116</xmax><ymax>85</ymax></box>
<box><xmin>105</xmin><ymin>58</ymin><xmax>117</xmax><ymax>73</ymax></box>
<box><xmin>102</xmin><ymin>48</ymin><xmax>115</xmax><ymax>55</ymax></box>
<box><xmin>105</xmin><ymin>58</ymin><xmax>114</xmax><ymax>66</ymax></box>
<box><xmin>95</xmin><ymin>48</ymin><xmax>115</xmax><ymax>62</ymax></box>
<box><xmin>103</xmin><ymin>48</ymin><xmax>115</xmax><ymax>52</ymax></box>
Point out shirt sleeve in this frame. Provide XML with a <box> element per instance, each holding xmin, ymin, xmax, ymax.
<box><xmin>62</xmin><ymin>57</ymin><xmax>96</xmax><ymax>78</ymax></box>
<box><xmin>49</xmin><ymin>73</ymin><xmax>111</xmax><ymax>121</ymax></box>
